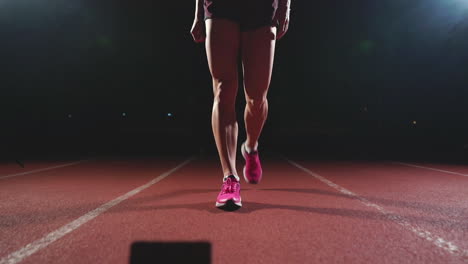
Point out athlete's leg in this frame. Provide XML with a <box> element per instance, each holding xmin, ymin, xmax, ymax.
<box><xmin>205</xmin><ymin>18</ymin><xmax>241</xmax><ymax>178</ymax></box>
<box><xmin>241</xmin><ymin>25</ymin><xmax>277</xmax><ymax>151</ymax></box>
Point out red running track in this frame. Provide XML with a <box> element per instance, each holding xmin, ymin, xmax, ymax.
<box><xmin>0</xmin><ymin>154</ymin><xmax>468</xmax><ymax>263</ymax></box>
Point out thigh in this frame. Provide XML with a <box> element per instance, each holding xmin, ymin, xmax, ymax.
<box><xmin>241</xmin><ymin>26</ymin><xmax>277</xmax><ymax>99</ymax></box>
<box><xmin>205</xmin><ymin>18</ymin><xmax>241</xmax><ymax>83</ymax></box>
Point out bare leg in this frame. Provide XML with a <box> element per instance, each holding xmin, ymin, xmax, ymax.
<box><xmin>241</xmin><ymin>26</ymin><xmax>277</xmax><ymax>151</ymax></box>
<box><xmin>205</xmin><ymin>18</ymin><xmax>241</xmax><ymax>178</ymax></box>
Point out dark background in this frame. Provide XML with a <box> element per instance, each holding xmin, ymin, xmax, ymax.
<box><xmin>1</xmin><ymin>0</ymin><xmax>467</xmax><ymax>161</ymax></box>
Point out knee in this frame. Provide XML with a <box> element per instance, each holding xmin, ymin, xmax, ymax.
<box><xmin>246</xmin><ymin>96</ymin><xmax>268</xmax><ymax>109</ymax></box>
<box><xmin>213</xmin><ymin>79</ymin><xmax>237</xmax><ymax>107</ymax></box>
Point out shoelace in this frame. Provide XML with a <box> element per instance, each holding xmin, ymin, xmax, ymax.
<box><xmin>222</xmin><ymin>178</ymin><xmax>238</xmax><ymax>194</ymax></box>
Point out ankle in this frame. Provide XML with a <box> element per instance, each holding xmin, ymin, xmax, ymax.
<box><xmin>245</xmin><ymin>141</ymin><xmax>258</xmax><ymax>153</ymax></box>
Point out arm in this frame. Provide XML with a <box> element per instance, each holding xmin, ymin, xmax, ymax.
<box><xmin>275</xmin><ymin>0</ymin><xmax>291</xmax><ymax>40</ymax></box>
<box><xmin>195</xmin><ymin>0</ymin><xmax>204</xmax><ymax>20</ymax></box>
<box><xmin>280</xmin><ymin>0</ymin><xmax>291</xmax><ymax>8</ymax></box>
<box><xmin>190</xmin><ymin>0</ymin><xmax>206</xmax><ymax>43</ymax></box>
<box><xmin>279</xmin><ymin>0</ymin><xmax>291</xmax><ymax>19</ymax></box>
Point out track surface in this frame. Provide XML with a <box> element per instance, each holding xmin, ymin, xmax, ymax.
<box><xmin>1</xmin><ymin>154</ymin><xmax>467</xmax><ymax>263</ymax></box>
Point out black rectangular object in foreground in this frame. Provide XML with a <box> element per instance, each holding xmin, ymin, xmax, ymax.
<box><xmin>130</xmin><ymin>241</ymin><xmax>211</xmax><ymax>264</ymax></box>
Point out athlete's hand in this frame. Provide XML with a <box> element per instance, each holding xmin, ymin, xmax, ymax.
<box><xmin>190</xmin><ymin>18</ymin><xmax>206</xmax><ymax>43</ymax></box>
<box><xmin>274</xmin><ymin>0</ymin><xmax>290</xmax><ymax>40</ymax></box>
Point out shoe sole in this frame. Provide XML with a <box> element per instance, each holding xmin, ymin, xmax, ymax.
<box><xmin>216</xmin><ymin>198</ymin><xmax>242</xmax><ymax>207</ymax></box>
<box><xmin>216</xmin><ymin>199</ymin><xmax>242</xmax><ymax>210</ymax></box>
<box><xmin>241</xmin><ymin>142</ymin><xmax>261</xmax><ymax>184</ymax></box>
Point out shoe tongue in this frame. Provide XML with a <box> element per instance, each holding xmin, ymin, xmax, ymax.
<box><xmin>225</xmin><ymin>175</ymin><xmax>238</xmax><ymax>182</ymax></box>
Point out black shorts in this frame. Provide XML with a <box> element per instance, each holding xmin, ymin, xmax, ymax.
<box><xmin>204</xmin><ymin>0</ymin><xmax>279</xmax><ymax>32</ymax></box>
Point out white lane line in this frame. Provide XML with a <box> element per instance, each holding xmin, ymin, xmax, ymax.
<box><xmin>0</xmin><ymin>160</ymin><xmax>89</xmax><ymax>180</ymax></box>
<box><xmin>0</xmin><ymin>156</ymin><xmax>196</xmax><ymax>264</ymax></box>
<box><xmin>283</xmin><ymin>156</ymin><xmax>468</xmax><ymax>259</ymax></box>
<box><xmin>390</xmin><ymin>161</ymin><xmax>468</xmax><ymax>177</ymax></box>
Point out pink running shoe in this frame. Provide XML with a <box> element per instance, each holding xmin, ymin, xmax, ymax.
<box><xmin>215</xmin><ymin>176</ymin><xmax>242</xmax><ymax>208</ymax></box>
<box><xmin>241</xmin><ymin>142</ymin><xmax>263</xmax><ymax>184</ymax></box>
